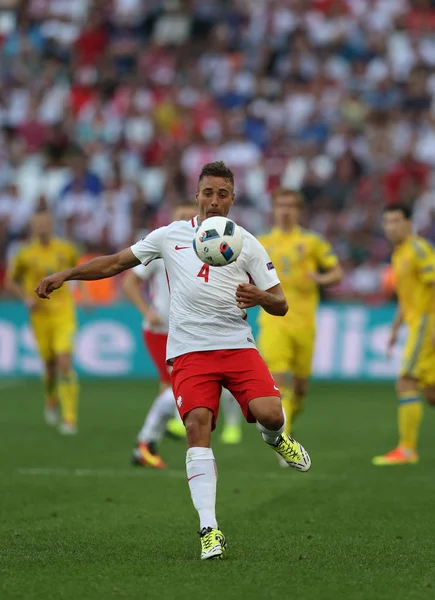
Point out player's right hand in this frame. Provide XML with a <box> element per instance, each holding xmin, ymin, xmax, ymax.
<box><xmin>386</xmin><ymin>330</ymin><xmax>398</xmax><ymax>358</ymax></box>
<box><xmin>25</xmin><ymin>297</ymin><xmax>37</xmax><ymax>311</ymax></box>
<box><xmin>35</xmin><ymin>272</ymin><xmax>66</xmax><ymax>299</ymax></box>
<box><xmin>146</xmin><ymin>310</ymin><xmax>165</xmax><ymax>327</ymax></box>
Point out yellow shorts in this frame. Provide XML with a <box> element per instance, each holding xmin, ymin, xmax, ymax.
<box><xmin>31</xmin><ymin>311</ymin><xmax>76</xmax><ymax>361</ymax></box>
<box><xmin>258</xmin><ymin>317</ymin><xmax>315</xmax><ymax>378</ymax></box>
<box><xmin>400</xmin><ymin>314</ymin><xmax>435</xmax><ymax>388</ymax></box>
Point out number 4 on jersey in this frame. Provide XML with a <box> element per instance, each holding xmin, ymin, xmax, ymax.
<box><xmin>197</xmin><ymin>264</ymin><xmax>210</xmax><ymax>283</ymax></box>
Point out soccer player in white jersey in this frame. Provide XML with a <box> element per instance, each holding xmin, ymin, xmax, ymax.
<box><xmin>122</xmin><ymin>204</ymin><xmax>243</xmax><ymax>468</ymax></box>
<box><xmin>36</xmin><ymin>161</ymin><xmax>311</xmax><ymax>561</ymax></box>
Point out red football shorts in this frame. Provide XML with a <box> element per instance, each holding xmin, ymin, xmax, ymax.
<box><xmin>143</xmin><ymin>330</ymin><xmax>171</xmax><ymax>384</ymax></box>
<box><xmin>171</xmin><ymin>348</ymin><xmax>281</xmax><ymax>430</ymax></box>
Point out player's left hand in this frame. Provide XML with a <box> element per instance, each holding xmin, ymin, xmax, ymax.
<box><xmin>308</xmin><ymin>272</ymin><xmax>324</xmax><ymax>284</ymax></box>
<box><xmin>235</xmin><ymin>283</ymin><xmax>265</xmax><ymax>309</ymax></box>
<box><xmin>35</xmin><ymin>272</ymin><xmax>66</xmax><ymax>299</ymax></box>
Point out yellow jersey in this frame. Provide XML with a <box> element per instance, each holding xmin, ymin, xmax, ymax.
<box><xmin>8</xmin><ymin>237</ymin><xmax>78</xmax><ymax>315</ymax></box>
<box><xmin>392</xmin><ymin>235</ymin><xmax>435</xmax><ymax>324</ymax></box>
<box><xmin>258</xmin><ymin>226</ymin><xmax>338</xmax><ymax>326</ymax></box>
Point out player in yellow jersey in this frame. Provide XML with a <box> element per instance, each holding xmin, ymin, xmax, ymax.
<box><xmin>373</xmin><ymin>204</ymin><xmax>435</xmax><ymax>466</ymax></box>
<box><xmin>6</xmin><ymin>211</ymin><xmax>80</xmax><ymax>434</ymax></box>
<box><xmin>257</xmin><ymin>189</ymin><xmax>342</xmax><ymax>462</ymax></box>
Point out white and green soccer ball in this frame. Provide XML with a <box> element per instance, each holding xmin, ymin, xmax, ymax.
<box><xmin>193</xmin><ymin>216</ymin><xmax>244</xmax><ymax>267</ymax></box>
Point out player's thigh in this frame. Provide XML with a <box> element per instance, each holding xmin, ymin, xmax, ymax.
<box><xmin>171</xmin><ymin>352</ymin><xmax>222</xmax><ymax>430</ymax></box>
<box><xmin>51</xmin><ymin>313</ymin><xmax>76</xmax><ymax>358</ymax></box>
<box><xmin>291</xmin><ymin>327</ymin><xmax>315</xmax><ymax>381</ymax></box>
<box><xmin>400</xmin><ymin>315</ymin><xmax>433</xmax><ymax>382</ymax></box>
<box><xmin>30</xmin><ymin>315</ymin><xmax>54</xmax><ymax>361</ymax></box>
<box><xmin>144</xmin><ymin>330</ymin><xmax>171</xmax><ymax>384</ymax></box>
<box><xmin>258</xmin><ymin>318</ymin><xmax>292</xmax><ymax>374</ymax></box>
<box><xmin>221</xmin><ymin>349</ymin><xmax>281</xmax><ymax>424</ymax></box>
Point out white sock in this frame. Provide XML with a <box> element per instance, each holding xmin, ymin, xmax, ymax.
<box><xmin>186</xmin><ymin>447</ymin><xmax>218</xmax><ymax>530</ymax></box>
<box><xmin>256</xmin><ymin>409</ymin><xmax>286</xmax><ymax>445</ymax></box>
<box><xmin>221</xmin><ymin>388</ymin><xmax>241</xmax><ymax>428</ymax></box>
<box><xmin>137</xmin><ymin>388</ymin><xmax>175</xmax><ymax>444</ymax></box>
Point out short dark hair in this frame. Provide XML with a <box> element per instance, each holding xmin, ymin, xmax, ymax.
<box><xmin>272</xmin><ymin>187</ymin><xmax>304</xmax><ymax>207</ymax></box>
<box><xmin>198</xmin><ymin>161</ymin><xmax>234</xmax><ymax>188</ymax></box>
<box><xmin>383</xmin><ymin>203</ymin><xmax>412</xmax><ymax>220</ymax></box>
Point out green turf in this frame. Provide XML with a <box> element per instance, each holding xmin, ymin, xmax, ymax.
<box><xmin>1</xmin><ymin>380</ymin><xmax>435</xmax><ymax>600</ymax></box>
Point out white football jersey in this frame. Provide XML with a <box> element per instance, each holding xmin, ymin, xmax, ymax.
<box><xmin>130</xmin><ymin>216</ymin><xmax>280</xmax><ymax>361</ymax></box>
<box><xmin>133</xmin><ymin>260</ymin><xmax>170</xmax><ymax>334</ymax></box>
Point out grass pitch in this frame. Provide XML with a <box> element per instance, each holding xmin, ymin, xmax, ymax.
<box><xmin>1</xmin><ymin>379</ymin><xmax>435</xmax><ymax>600</ymax></box>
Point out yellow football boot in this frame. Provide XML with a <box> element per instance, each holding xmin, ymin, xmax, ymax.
<box><xmin>199</xmin><ymin>527</ymin><xmax>227</xmax><ymax>560</ymax></box>
<box><xmin>269</xmin><ymin>433</ymin><xmax>311</xmax><ymax>471</ymax></box>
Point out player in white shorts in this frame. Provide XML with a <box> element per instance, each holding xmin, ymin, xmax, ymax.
<box><xmin>122</xmin><ymin>205</ymin><xmax>243</xmax><ymax>469</ymax></box>
<box><xmin>36</xmin><ymin>161</ymin><xmax>311</xmax><ymax>561</ymax></box>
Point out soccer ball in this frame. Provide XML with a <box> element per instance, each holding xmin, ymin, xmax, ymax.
<box><xmin>193</xmin><ymin>216</ymin><xmax>243</xmax><ymax>267</ymax></box>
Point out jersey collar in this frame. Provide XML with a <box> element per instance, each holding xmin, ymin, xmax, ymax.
<box><xmin>272</xmin><ymin>225</ymin><xmax>301</xmax><ymax>236</ymax></box>
<box><xmin>31</xmin><ymin>236</ymin><xmax>53</xmax><ymax>248</ymax></box>
<box><xmin>395</xmin><ymin>234</ymin><xmax>413</xmax><ymax>251</ymax></box>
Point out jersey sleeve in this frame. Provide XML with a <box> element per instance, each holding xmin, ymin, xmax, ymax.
<box><xmin>413</xmin><ymin>239</ymin><xmax>435</xmax><ymax>284</ymax></box>
<box><xmin>313</xmin><ymin>234</ymin><xmax>338</xmax><ymax>270</ymax></box>
<box><xmin>130</xmin><ymin>226</ymin><xmax>168</xmax><ymax>265</ymax></box>
<box><xmin>244</xmin><ymin>233</ymin><xmax>280</xmax><ymax>291</ymax></box>
<box><xmin>133</xmin><ymin>260</ymin><xmax>158</xmax><ymax>281</ymax></box>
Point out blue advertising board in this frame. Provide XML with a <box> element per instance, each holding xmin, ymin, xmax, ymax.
<box><xmin>0</xmin><ymin>301</ymin><xmax>403</xmax><ymax>379</ymax></box>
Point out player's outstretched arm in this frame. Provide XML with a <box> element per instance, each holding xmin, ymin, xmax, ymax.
<box><xmin>6</xmin><ymin>277</ymin><xmax>37</xmax><ymax>309</ymax></box>
<box><xmin>310</xmin><ymin>264</ymin><xmax>343</xmax><ymax>286</ymax></box>
<box><xmin>387</xmin><ymin>306</ymin><xmax>403</xmax><ymax>357</ymax></box>
<box><xmin>35</xmin><ymin>248</ymin><xmax>140</xmax><ymax>299</ymax></box>
<box><xmin>236</xmin><ymin>283</ymin><xmax>288</xmax><ymax>316</ymax></box>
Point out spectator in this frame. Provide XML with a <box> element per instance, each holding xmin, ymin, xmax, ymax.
<box><xmin>0</xmin><ymin>183</ymin><xmax>35</xmax><ymax>240</ymax></box>
<box><xmin>1</xmin><ymin>0</ymin><xmax>435</xmax><ymax>304</ymax></box>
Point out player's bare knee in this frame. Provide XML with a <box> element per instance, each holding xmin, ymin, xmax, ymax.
<box><xmin>44</xmin><ymin>359</ymin><xmax>56</xmax><ymax>377</ymax></box>
<box><xmin>423</xmin><ymin>387</ymin><xmax>435</xmax><ymax>406</ymax></box>
<box><xmin>396</xmin><ymin>377</ymin><xmax>416</xmax><ymax>396</ymax></box>
<box><xmin>184</xmin><ymin>408</ymin><xmax>212</xmax><ymax>447</ymax></box>
<box><xmin>293</xmin><ymin>378</ymin><xmax>307</xmax><ymax>397</ymax></box>
<box><xmin>261</xmin><ymin>405</ymin><xmax>284</xmax><ymax>431</ymax></box>
<box><xmin>57</xmin><ymin>354</ymin><xmax>72</xmax><ymax>377</ymax></box>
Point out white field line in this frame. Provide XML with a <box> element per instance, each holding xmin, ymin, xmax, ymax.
<box><xmin>16</xmin><ymin>467</ymin><xmax>186</xmax><ymax>479</ymax></box>
<box><xmin>14</xmin><ymin>466</ymin><xmax>323</xmax><ymax>481</ymax></box>
<box><xmin>13</xmin><ymin>467</ymin><xmax>435</xmax><ymax>483</ymax></box>
<box><xmin>0</xmin><ymin>380</ymin><xmax>25</xmax><ymax>391</ymax></box>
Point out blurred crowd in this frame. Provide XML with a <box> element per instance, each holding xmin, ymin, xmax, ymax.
<box><xmin>1</xmin><ymin>0</ymin><xmax>435</xmax><ymax>303</ymax></box>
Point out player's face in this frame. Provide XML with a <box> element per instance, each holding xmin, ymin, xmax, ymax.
<box><xmin>196</xmin><ymin>176</ymin><xmax>234</xmax><ymax>223</ymax></box>
<box><xmin>382</xmin><ymin>211</ymin><xmax>411</xmax><ymax>245</ymax></box>
<box><xmin>31</xmin><ymin>213</ymin><xmax>53</xmax><ymax>240</ymax></box>
<box><xmin>274</xmin><ymin>193</ymin><xmax>301</xmax><ymax>227</ymax></box>
<box><xmin>172</xmin><ymin>205</ymin><xmax>198</xmax><ymax>222</ymax></box>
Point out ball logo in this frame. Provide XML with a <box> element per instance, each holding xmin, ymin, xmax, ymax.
<box><xmin>220</xmin><ymin>241</ymin><xmax>228</xmax><ymax>252</ymax></box>
<box><xmin>199</xmin><ymin>231</ymin><xmax>207</xmax><ymax>242</ymax></box>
